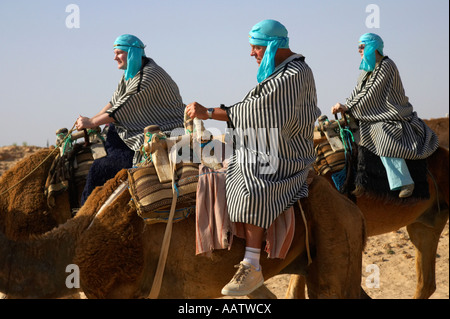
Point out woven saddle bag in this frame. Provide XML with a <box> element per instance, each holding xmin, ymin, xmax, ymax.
<box><xmin>313</xmin><ymin>141</ymin><xmax>346</xmax><ymax>175</ymax></box>
<box><xmin>128</xmin><ymin>161</ymin><xmax>198</xmax><ymax>224</ymax></box>
<box><xmin>314</xmin><ymin>112</ymin><xmax>359</xmax><ymax>175</ymax></box>
<box><xmin>128</xmin><ymin>108</ymin><xmax>224</xmax><ymax>224</ymax></box>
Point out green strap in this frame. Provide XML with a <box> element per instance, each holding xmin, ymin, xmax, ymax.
<box><xmin>60</xmin><ymin>133</ymin><xmax>73</xmax><ymax>155</ymax></box>
<box><xmin>87</xmin><ymin>129</ymin><xmax>105</xmax><ymax>142</ymax></box>
<box><xmin>336</xmin><ymin>119</ymin><xmax>355</xmax><ymax>156</ymax></box>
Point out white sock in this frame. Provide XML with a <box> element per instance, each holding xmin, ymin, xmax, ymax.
<box><xmin>243</xmin><ymin>247</ymin><xmax>261</xmax><ymax>270</ymax></box>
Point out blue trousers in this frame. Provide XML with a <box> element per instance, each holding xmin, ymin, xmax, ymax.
<box><xmin>380</xmin><ymin>157</ymin><xmax>414</xmax><ymax>190</ymax></box>
<box><xmin>80</xmin><ymin>124</ymin><xmax>134</xmax><ymax>205</ymax></box>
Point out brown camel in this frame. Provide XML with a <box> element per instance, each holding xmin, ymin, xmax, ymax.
<box><xmin>0</xmin><ymin>168</ymin><xmax>366</xmax><ymax>299</ymax></box>
<box><xmin>1</xmin><ymin>117</ymin><xmax>448</xmax><ymax>298</ymax></box>
<box><xmin>0</xmin><ymin>148</ymin><xmax>73</xmax><ymax>240</ymax></box>
<box><xmin>287</xmin><ymin>144</ymin><xmax>449</xmax><ymax>299</ymax></box>
<box><xmin>424</xmin><ymin>117</ymin><xmax>449</xmax><ymax>149</ymax></box>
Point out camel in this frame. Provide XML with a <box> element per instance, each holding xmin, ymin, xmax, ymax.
<box><xmin>0</xmin><ymin>168</ymin><xmax>366</xmax><ymax>299</ymax></box>
<box><xmin>424</xmin><ymin>117</ymin><xmax>449</xmax><ymax>149</ymax></box>
<box><xmin>2</xmin><ymin>149</ymin><xmax>447</xmax><ymax>299</ymax></box>
<box><xmin>0</xmin><ymin>148</ymin><xmax>73</xmax><ymax>240</ymax></box>
<box><xmin>287</xmin><ymin>142</ymin><xmax>449</xmax><ymax>299</ymax></box>
<box><xmin>0</xmin><ymin>117</ymin><xmax>448</xmax><ymax>298</ymax></box>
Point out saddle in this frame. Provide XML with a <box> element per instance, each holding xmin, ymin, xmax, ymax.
<box><xmin>315</xmin><ymin>113</ymin><xmax>359</xmax><ymax>176</ymax></box>
<box><xmin>314</xmin><ymin>141</ymin><xmax>346</xmax><ymax>176</ymax></box>
<box><xmin>314</xmin><ymin>113</ymin><xmax>430</xmax><ymax>203</ymax></box>
<box><xmin>127</xmin><ymin>110</ymin><xmax>224</xmax><ymax>225</ymax></box>
<box><xmin>317</xmin><ymin>113</ymin><xmax>360</xmax><ymax>152</ymax></box>
<box><xmin>45</xmin><ymin>127</ymin><xmax>106</xmax><ymax>209</ymax></box>
<box><xmin>354</xmin><ymin>146</ymin><xmax>430</xmax><ymax>203</ymax></box>
<box><xmin>127</xmin><ymin>161</ymin><xmax>198</xmax><ymax>224</ymax></box>
<box><xmin>128</xmin><ymin>111</ymin><xmax>226</xmax><ymax>299</ymax></box>
<box><xmin>315</xmin><ymin>113</ymin><xmax>358</xmax><ymax>199</ymax></box>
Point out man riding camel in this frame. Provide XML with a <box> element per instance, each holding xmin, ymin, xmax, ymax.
<box><xmin>331</xmin><ymin>33</ymin><xmax>438</xmax><ymax>198</ymax></box>
<box><xmin>76</xmin><ymin>34</ymin><xmax>185</xmax><ymax>205</ymax></box>
<box><xmin>186</xmin><ymin>19</ymin><xmax>321</xmax><ymax>296</ymax></box>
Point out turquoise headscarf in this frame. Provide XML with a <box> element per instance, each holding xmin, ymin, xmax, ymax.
<box><xmin>113</xmin><ymin>34</ymin><xmax>146</xmax><ymax>80</ymax></box>
<box><xmin>359</xmin><ymin>33</ymin><xmax>384</xmax><ymax>72</ymax></box>
<box><xmin>249</xmin><ymin>19</ymin><xmax>289</xmax><ymax>83</ymax></box>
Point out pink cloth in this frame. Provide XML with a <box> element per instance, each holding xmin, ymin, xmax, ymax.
<box><xmin>195</xmin><ymin>163</ymin><xmax>295</xmax><ymax>259</ymax></box>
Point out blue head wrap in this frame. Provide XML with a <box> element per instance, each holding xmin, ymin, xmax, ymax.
<box><xmin>113</xmin><ymin>34</ymin><xmax>146</xmax><ymax>80</ymax></box>
<box><xmin>249</xmin><ymin>19</ymin><xmax>289</xmax><ymax>83</ymax></box>
<box><xmin>359</xmin><ymin>33</ymin><xmax>384</xmax><ymax>72</ymax></box>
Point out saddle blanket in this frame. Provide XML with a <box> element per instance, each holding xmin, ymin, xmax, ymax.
<box><xmin>195</xmin><ymin>161</ymin><xmax>295</xmax><ymax>259</ymax></box>
<box><xmin>355</xmin><ymin>146</ymin><xmax>430</xmax><ymax>203</ymax></box>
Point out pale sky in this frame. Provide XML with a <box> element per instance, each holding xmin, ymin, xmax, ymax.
<box><xmin>0</xmin><ymin>0</ymin><xmax>448</xmax><ymax>146</ymax></box>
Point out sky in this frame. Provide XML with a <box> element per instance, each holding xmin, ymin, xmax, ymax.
<box><xmin>0</xmin><ymin>0</ymin><xmax>448</xmax><ymax>147</ymax></box>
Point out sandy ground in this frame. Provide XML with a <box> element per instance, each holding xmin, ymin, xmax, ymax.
<box><xmin>0</xmin><ymin>145</ymin><xmax>448</xmax><ymax>299</ymax></box>
<box><xmin>262</xmin><ymin>222</ymin><xmax>449</xmax><ymax>299</ymax></box>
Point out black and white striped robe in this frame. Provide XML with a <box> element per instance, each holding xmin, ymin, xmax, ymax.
<box><xmin>345</xmin><ymin>56</ymin><xmax>438</xmax><ymax>159</ymax></box>
<box><xmin>107</xmin><ymin>57</ymin><xmax>185</xmax><ymax>165</ymax></box>
<box><xmin>223</xmin><ymin>54</ymin><xmax>321</xmax><ymax>229</ymax></box>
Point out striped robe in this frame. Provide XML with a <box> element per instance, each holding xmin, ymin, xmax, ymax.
<box><xmin>223</xmin><ymin>54</ymin><xmax>321</xmax><ymax>229</ymax></box>
<box><xmin>107</xmin><ymin>58</ymin><xmax>185</xmax><ymax>165</ymax></box>
<box><xmin>345</xmin><ymin>57</ymin><xmax>438</xmax><ymax>159</ymax></box>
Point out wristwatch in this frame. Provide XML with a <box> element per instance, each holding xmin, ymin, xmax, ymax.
<box><xmin>207</xmin><ymin>108</ymin><xmax>214</xmax><ymax>119</ymax></box>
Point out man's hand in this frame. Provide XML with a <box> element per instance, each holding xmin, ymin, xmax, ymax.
<box><xmin>331</xmin><ymin>103</ymin><xmax>348</xmax><ymax>114</ymax></box>
<box><xmin>185</xmin><ymin>102</ymin><xmax>208</xmax><ymax>120</ymax></box>
<box><xmin>76</xmin><ymin>112</ymin><xmax>114</xmax><ymax>130</ymax></box>
<box><xmin>76</xmin><ymin>116</ymin><xmax>93</xmax><ymax>130</ymax></box>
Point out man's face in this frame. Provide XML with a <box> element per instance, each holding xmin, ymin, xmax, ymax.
<box><xmin>114</xmin><ymin>49</ymin><xmax>128</xmax><ymax>70</ymax></box>
<box><xmin>358</xmin><ymin>44</ymin><xmax>365</xmax><ymax>59</ymax></box>
<box><xmin>250</xmin><ymin>44</ymin><xmax>267</xmax><ymax>65</ymax></box>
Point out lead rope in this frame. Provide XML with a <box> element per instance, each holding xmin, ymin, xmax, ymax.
<box><xmin>148</xmin><ymin>112</ymin><xmax>204</xmax><ymax>299</ymax></box>
<box><xmin>0</xmin><ymin>121</ymin><xmax>77</xmax><ymax>197</ymax></box>
<box><xmin>298</xmin><ymin>200</ymin><xmax>312</xmax><ymax>266</ymax></box>
<box><xmin>147</xmin><ymin>159</ymin><xmax>178</xmax><ymax>299</ymax></box>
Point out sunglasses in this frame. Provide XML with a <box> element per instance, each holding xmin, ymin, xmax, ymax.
<box><xmin>358</xmin><ymin>44</ymin><xmax>365</xmax><ymax>50</ymax></box>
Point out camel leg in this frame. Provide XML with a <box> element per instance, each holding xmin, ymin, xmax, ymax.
<box><xmin>284</xmin><ymin>275</ymin><xmax>306</xmax><ymax>299</ymax></box>
<box><xmin>407</xmin><ymin>204</ymin><xmax>449</xmax><ymax>299</ymax></box>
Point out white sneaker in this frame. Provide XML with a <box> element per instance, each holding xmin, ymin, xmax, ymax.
<box><xmin>221</xmin><ymin>261</ymin><xmax>264</xmax><ymax>296</ymax></box>
<box><xmin>399</xmin><ymin>184</ymin><xmax>414</xmax><ymax>198</ymax></box>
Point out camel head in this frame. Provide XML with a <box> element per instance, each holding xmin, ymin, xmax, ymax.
<box><xmin>0</xmin><ymin>148</ymin><xmax>72</xmax><ymax>240</ymax></box>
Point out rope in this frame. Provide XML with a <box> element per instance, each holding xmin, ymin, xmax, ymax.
<box><xmin>147</xmin><ymin>114</ymin><xmax>209</xmax><ymax>299</ymax></box>
<box><xmin>336</xmin><ymin>117</ymin><xmax>355</xmax><ymax>155</ymax></box>
<box><xmin>140</xmin><ymin>131</ymin><xmax>168</xmax><ymax>164</ymax></box>
<box><xmin>0</xmin><ymin>121</ymin><xmax>78</xmax><ymax>197</ymax></box>
<box><xmin>87</xmin><ymin>128</ymin><xmax>105</xmax><ymax>142</ymax></box>
<box><xmin>332</xmin><ymin>116</ymin><xmax>355</xmax><ymax>191</ymax></box>
<box><xmin>298</xmin><ymin>201</ymin><xmax>313</xmax><ymax>266</ymax></box>
<box><xmin>148</xmin><ymin>152</ymin><xmax>178</xmax><ymax>299</ymax></box>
